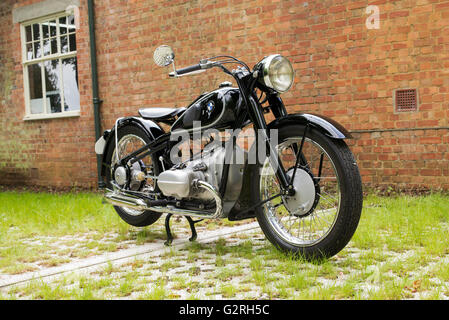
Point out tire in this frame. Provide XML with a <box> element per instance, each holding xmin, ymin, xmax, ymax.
<box><xmin>104</xmin><ymin>125</ymin><xmax>162</xmax><ymax>227</ymax></box>
<box><xmin>252</xmin><ymin>124</ymin><xmax>363</xmax><ymax>260</ymax></box>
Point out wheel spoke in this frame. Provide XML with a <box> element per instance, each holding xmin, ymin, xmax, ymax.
<box><xmin>313</xmin><ymin>207</ymin><xmax>333</xmax><ymax>228</ymax></box>
<box><xmin>318</xmin><ymin>190</ymin><xmax>339</xmax><ymax>203</ymax></box>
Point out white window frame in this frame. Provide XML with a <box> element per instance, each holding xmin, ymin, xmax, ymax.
<box><xmin>20</xmin><ymin>11</ymin><xmax>80</xmax><ymax>121</ymax></box>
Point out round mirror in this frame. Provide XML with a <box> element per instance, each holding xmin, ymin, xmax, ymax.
<box><xmin>153</xmin><ymin>45</ymin><xmax>175</xmax><ymax>67</ymax></box>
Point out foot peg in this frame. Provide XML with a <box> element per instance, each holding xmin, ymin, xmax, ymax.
<box><xmin>164</xmin><ymin>214</ymin><xmax>203</xmax><ymax>246</ymax></box>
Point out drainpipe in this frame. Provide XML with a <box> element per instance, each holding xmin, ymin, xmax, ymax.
<box><xmin>87</xmin><ymin>0</ymin><xmax>105</xmax><ymax>188</ymax></box>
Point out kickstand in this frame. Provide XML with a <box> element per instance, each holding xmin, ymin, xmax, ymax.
<box><xmin>164</xmin><ymin>214</ymin><xmax>204</xmax><ymax>246</ymax></box>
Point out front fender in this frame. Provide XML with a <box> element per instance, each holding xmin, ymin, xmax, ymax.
<box><xmin>267</xmin><ymin>113</ymin><xmax>352</xmax><ymax>139</ymax></box>
<box><xmin>98</xmin><ymin>117</ymin><xmax>165</xmax><ymax>178</ymax></box>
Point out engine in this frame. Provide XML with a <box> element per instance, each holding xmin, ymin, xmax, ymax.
<box><xmin>157</xmin><ymin>146</ymin><xmax>245</xmax><ymax>204</ymax></box>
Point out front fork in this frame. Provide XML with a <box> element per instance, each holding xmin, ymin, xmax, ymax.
<box><xmin>233</xmin><ymin>71</ymin><xmax>293</xmax><ymax>195</ymax></box>
<box><xmin>252</xmin><ymin>101</ymin><xmax>293</xmax><ymax>195</ymax></box>
<box><xmin>243</xmin><ymin>91</ymin><xmax>294</xmax><ymax>195</ymax></box>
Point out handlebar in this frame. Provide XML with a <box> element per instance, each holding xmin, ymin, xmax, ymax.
<box><xmin>169</xmin><ymin>60</ymin><xmax>217</xmax><ymax>78</ymax></box>
<box><xmin>168</xmin><ymin>58</ymin><xmax>249</xmax><ymax>78</ymax></box>
<box><xmin>175</xmin><ymin>64</ymin><xmax>202</xmax><ymax>76</ymax></box>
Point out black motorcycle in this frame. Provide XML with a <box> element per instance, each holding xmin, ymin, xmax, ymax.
<box><xmin>95</xmin><ymin>45</ymin><xmax>363</xmax><ymax>260</ymax></box>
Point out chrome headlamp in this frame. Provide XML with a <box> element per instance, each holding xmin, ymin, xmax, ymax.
<box><xmin>257</xmin><ymin>54</ymin><xmax>295</xmax><ymax>93</ymax></box>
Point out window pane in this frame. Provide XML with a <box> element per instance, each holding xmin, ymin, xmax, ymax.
<box><xmin>59</xmin><ymin>16</ymin><xmax>67</xmax><ymax>34</ymax></box>
<box><xmin>44</xmin><ymin>59</ymin><xmax>62</xmax><ymax>113</ymax></box>
<box><xmin>61</xmin><ymin>35</ymin><xmax>68</xmax><ymax>53</ymax></box>
<box><xmin>51</xmin><ymin>38</ymin><xmax>58</xmax><ymax>55</ymax></box>
<box><xmin>34</xmin><ymin>41</ymin><xmax>42</xmax><ymax>59</ymax></box>
<box><xmin>62</xmin><ymin>57</ymin><xmax>80</xmax><ymax>111</ymax></box>
<box><xmin>42</xmin><ymin>22</ymin><xmax>49</xmax><ymax>39</ymax></box>
<box><xmin>25</xmin><ymin>25</ymin><xmax>32</xmax><ymax>42</ymax></box>
<box><xmin>26</xmin><ymin>43</ymin><xmax>33</xmax><ymax>60</ymax></box>
<box><xmin>32</xmin><ymin>23</ymin><xmax>40</xmax><ymax>41</ymax></box>
<box><xmin>43</xmin><ymin>39</ymin><xmax>50</xmax><ymax>56</ymax></box>
<box><xmin>27</xmin><ymin>63</ymin><xmax>43</xmax><ymax>114</ymax></box>
<box><xmin>69</xmin><ymin>33</ymin><xmax>76</xmax><ymax>52</ymax></box>
<box><xmin>67</xmin><ymin>15</ymin><xmax>76</xmax><ymax>32</ymax></box>
<box><xmin>49</xmin><ymin>20</ymin><xmax>57</xmax><ymax>37</ymax></box>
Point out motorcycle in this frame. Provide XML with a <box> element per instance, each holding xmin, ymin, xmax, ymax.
<box><xmin>95</xmin><ymin>45</ymin><xmax>363</xmax><ymax>260</ymax></box>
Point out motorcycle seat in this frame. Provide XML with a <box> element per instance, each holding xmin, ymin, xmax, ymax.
<box><xmin>138</xmin><ymin>107</ymin><xmax>186</xmax><ymax>121</ymax></box>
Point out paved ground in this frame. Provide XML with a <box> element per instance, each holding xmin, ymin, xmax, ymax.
<box><xmin>2</xmin><ymin>216</ymin><xmax>449</xmax><ymax>300</ymax></box>
<box><xmin>0</xmin><ymin>221</ymin><xmax>261</xmax><ymax>292</ymax></box>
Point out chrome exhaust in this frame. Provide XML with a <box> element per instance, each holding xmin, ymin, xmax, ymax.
<box><xmin>104</xmin><ymin>191</ymin><xmax>148</xmax><ymax>212</ymax></box>
<box><xmin>104</xmin><ymin>180</ymin><xmax>224</xmax><ymax>219</ymax></box>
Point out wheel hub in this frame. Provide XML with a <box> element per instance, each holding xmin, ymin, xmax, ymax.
<box><xmin>114</xmin><ymin>166</ymin><xmax>128</xmax><ymax>186</ymax></box>
<box><xmin>113</xmin><ymin>162</ymin><xmax>146</xmax><ymax>190</ymax></box>
<box><xmin>283</xmin><ymin>168</ymin><xmax>316</xmax><ymax>217</ymax></box>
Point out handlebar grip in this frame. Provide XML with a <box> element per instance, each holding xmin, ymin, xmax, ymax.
<box><xmin>175</xmin><ymin>64</ymin><xmax>202</xmax><ymax>75</ymax></box>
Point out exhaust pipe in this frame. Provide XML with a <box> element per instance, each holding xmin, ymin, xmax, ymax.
<box><xmin>104</xmin><ymin>180</ymin><xmax>223</xmax><ymax>219</ymax></box>
<box><xmin>104</xmin><ymin>192</ymin><xmax>148</xmax><ymax>212</ymax></box>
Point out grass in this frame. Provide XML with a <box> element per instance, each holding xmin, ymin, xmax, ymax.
<box><xmin>352</xmin><ymin>193</ymin><xmax>449</xmax><ymax>253</ymax></box>
<box><xmin>0</xmin><ymin>190</ymin><xmax>448</xmax><ymax>299</ymax></box>
<box><xmin>0</xmin><ymin>190</ymin><xmax>171</xmax><ymax>274</ymax></box>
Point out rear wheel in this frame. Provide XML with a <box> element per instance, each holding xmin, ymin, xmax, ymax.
<box><xmin>104</xmin><ymin>125</ymin><xmax>162</xmax><ymax>227</ymax></box>
<box><xmin>253</xmin><ymin>124</ymin><xmax>363</xmax><ymax>260</ymax></box>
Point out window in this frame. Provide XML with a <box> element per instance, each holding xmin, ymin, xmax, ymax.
<box><xmin>21</xmin><ymin>12</ymin><xmax>80</xmax><ymax>120</ymax></box>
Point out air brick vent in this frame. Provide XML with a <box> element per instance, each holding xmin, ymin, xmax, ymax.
<box><xmin>395</xmin><ymin>89</ymin><xmax>418</xmax><ymax>112</ymax></box>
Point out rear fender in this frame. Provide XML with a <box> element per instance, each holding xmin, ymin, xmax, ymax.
<box><xmin>98</xmin><ymin>117</ymin><xmax>165</xmax><ymax>178</ymax></box>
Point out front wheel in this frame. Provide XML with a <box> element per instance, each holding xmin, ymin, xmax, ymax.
<box><xmin>253</xmin><ymin>124</ymin><xmax>363</xmax><ymax>260</ymax></box>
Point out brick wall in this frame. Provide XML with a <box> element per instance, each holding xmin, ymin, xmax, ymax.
<box><xmin>353</xmin><ymin>129</ymin><xmax>449</xmax><ymax>190</ymax></box>
<box><xmin>0</xmin><ymin>0</ymin><xmax>97</xmax><ymax>188</ymax></box>
<box><xmin>1</xmin><ymin>0</ymin><xmax>448</xmax><ymax>190</ymax></box>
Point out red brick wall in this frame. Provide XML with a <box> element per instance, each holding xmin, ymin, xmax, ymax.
<box><xmin>353</xmin><ymin>129</ymin><xmax>449</xmax><ymax>190</ymax></box>
<box><xmin>1</xmin><ymin>0</ymin><xmax>448</xmax><ymax>190</ymax></box>
<box><xmin>0</xmin><ymin>0</ymin><xmax>97</xmax><ymax>188</ymax></box>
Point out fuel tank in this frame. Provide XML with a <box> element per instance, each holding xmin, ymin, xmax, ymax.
<box><xmin>170</xmin><ymin>86</ymin><xmax>244</xmax><ymax>132</ymax></box>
